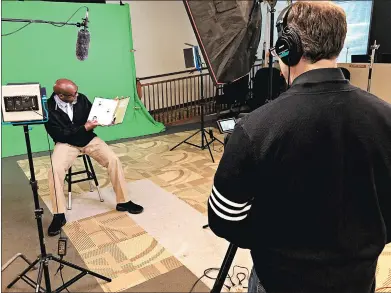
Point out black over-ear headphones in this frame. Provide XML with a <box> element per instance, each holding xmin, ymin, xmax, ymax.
<box><xmin>275</xmin><ymin>5</ymin><xmax>303</xmax><ymax>66</ymax></box>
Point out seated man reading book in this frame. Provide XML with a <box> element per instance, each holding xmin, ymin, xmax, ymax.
<box><xmin>45</xmin><ymin>78</ymin><xmax>143</xmax><ymax>236</ymax></box>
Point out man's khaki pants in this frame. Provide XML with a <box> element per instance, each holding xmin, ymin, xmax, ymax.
<box><xmin>48</xmin><ymin>137</ymin><xmax>128</xmax><ymax>214</ymax></box>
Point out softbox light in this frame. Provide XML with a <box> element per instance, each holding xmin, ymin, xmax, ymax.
<box><xmin>183</xmin><ymin>0</ymin><xmax>262</xmax><ymax>85</ymax></box>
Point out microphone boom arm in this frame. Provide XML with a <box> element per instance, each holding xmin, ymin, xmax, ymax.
<box><xmin>2</xmin><ymin>17</ymin><xmax>83</xmax><ymax>27</ymax></box>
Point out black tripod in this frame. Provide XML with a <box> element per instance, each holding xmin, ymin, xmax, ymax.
<box><xmin>202</xmin><ymin>224</ymin><xmax>238</xmax><ymax>293</ymax></box>
<box><xmin>211</xmin><ymin>243</ymin><xmax>238</xmax><ymax>293</ymax></box>
<box><xmin>265</xmin><ymin>0</ymin><xmax>277</xmax><ymax>103</ymax></box>
<box><xmin>5</xmin><ymin>125</ymin><xmax>111</xmax><ymax>293</ymax></box>
<box><xmin>170</xmin><ymin>48</ymin><xmax>223</xmax><ymax>163</ymax></box>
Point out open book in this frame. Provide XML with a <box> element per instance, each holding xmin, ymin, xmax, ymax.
<box><xmin>87</xmin><ymin>97</ymin><xmax>130</xmax><ymax>126</ymax></box>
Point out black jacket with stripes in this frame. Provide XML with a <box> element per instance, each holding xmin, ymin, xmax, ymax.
<box><xmin>208</xmin><ymin>68</ymin><xmax>391</xmax><ymax>293</ymax></box>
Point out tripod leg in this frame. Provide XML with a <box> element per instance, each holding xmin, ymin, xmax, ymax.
<box><xmin>7</xmin><ymin>257</ymin><xmax>40</xmax><ymax>289</ymax></box>
<box><xmin>36</xmin><ymin>261</ymin><xmax>44</xmax><ymax>293</ymax></box>
<box><xmin>211</xmin><ymin>243</ymin><xmax>238</xmax><ymax>293</ymax></box>
<box><xmin>202</xmin><ymin>131</ymin><xmax>215</xmax><ymax>163</ymax></box>
<box><xmin>170</xmin><ymin>130</ymin><xmax>201</xmax><ymax>151</ymax></box>
<box><xmin>43</xmin><ymin>259</ymin><xmax>51</xmax><ymax>293</ymax></box>
<box><xmin>51</xmin><ymin>255</ymin><xmax>111</xmax><ymax>282</ymax></box>
<box><xmin>213</xmin><ymin>136</ymin><xmax>224</xmax><ymax>145</ymax></box>
<box><xmin>20</xmin><ymin>274</ymin><xmax>45</xmax><ymax>292</ymax></box>
<box><xmin>53</xmin><ymin>272</ymin><xmax>87</xmax><ymax>293</ymax></box>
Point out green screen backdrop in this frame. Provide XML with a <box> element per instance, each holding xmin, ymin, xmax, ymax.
<box><xmin>1</xmin><ymin>1</ymin><xmax>165</xmax><ymax>157</ymax></box>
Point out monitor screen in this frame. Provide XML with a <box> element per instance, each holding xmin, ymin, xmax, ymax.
<box><xmin>217</xmin><ymin>118</ymin><xmax>237</xmax><ymax>133</ymax></box>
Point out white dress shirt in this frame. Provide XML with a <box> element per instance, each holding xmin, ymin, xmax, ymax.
<box><xmin>54</xmin><ymin>95</ymin><xmax>77</xmax><ymax>122</ymax></box>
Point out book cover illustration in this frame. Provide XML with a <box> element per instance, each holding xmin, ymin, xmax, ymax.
<box><xmin>87</xmin><ymin>97</ymin><xmax>130</xmax><ymax>126</ymax></box>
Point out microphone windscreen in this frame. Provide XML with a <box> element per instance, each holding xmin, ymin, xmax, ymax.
<box><xmin>76</xmin><ymin>29</ymin><xmax>90</xmax><ymax>61</ymax></box>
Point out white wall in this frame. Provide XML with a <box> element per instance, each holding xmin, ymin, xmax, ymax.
<box><xmin>108</xmin><ymin>1</ymin><xmax>198</xmax><ymax>78</ymax></box>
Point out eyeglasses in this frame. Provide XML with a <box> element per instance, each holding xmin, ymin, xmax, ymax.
<box><xmin>63</xmin><ymin>91</ymin><xmax>78</xmax><ymax>98</ymax></box>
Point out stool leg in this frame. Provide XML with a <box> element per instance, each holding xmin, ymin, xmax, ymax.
<box><xmin>86</xmin><ymin>156</ymin><xmax>104</xmax><ymax>202</ymax></box>
<box><xmin>67</xmin><ymin>167</ymin><xmax>72</xmax><ymax>210</ymax></box>
<box><xmin>82</xmin><ymin>156</ymin><xmax>94</xmax><ymax>192</ymax></box>
<box><xmin>89</xmin><ymin>181</ymin><xmax>94</xmax><ymax>192</ymax></box>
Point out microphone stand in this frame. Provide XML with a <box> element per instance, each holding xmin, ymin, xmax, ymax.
<box><xmin>367</xmin><ymin>40</ymin><xmax>380</xmax><ymax>93</ymax></box>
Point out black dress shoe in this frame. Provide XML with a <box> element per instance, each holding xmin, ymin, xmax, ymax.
<box><xmin>116</xmin><ymin>201</ymin><xmax>144</xmax><ymax>214</ymax></box>
<box><xmin>48</xmin><ymin>213</ymin><xmax>67</xmax><ymax>237</ymax></box>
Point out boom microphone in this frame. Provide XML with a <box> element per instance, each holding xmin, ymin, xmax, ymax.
<box><xmin>76</xmin><ymin>28</ymin><xmax>90</xmax><ymax>61</ymax></box>
<box><xmin>76</xmin><ymin>8</ymin><xmax>90</xmax><ymax>61</ymax></box>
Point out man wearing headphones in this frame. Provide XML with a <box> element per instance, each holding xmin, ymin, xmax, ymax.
<box><xmin>208</xmin><ymin>1</ymin><xmax>391</xmax><ymax>292</ymax></box>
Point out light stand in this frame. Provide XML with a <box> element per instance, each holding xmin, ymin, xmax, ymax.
<box><xmin>170</xmin><ymin>47</ymin><xmax>224</xmax><ymax>163</ymax></box>
<box><xmin>4</xmin><ymin>125</ymin><xmax>111</xmax><ymax>292</ymax></box>
<box><xmin>367</xmin><ymin>40</ymin><xmax>380</xmax><ymax>92</ymax></box>
<box><xmin>206</xmin><ymin>1</ymin><xmax>272</xmax><ymax>289</ymax></box>
<box><xmin>267</xmin><ymin>1</ymin><xmax>277</xmax><ymax>102</ymax></box>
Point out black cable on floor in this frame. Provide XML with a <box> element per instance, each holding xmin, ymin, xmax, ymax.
<box><xmin>60</xmin><ymin>269</ymin><xmax>71</xmax><ymax>293</ymax></box>
<box><xmin>189</xmin><ymin>265</ymin><xmax>249</xmax><ymax>293</ymax></box>
<box><xmin>189</xmin><ymin>268</ymin><xmax>230</xmax><ymax>293</ymax></box>
<box><xmin>55</xmin><ymin>257</ymin><xmax>70</xmax><ymax>293</ymax></box>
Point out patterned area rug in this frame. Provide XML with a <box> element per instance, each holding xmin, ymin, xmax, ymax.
<box><xmin>16</xmin><ymin>129</ymin><xmax>391</xmax><ymax>291</ymax></box>
<box><xmin>377</xmin><ymin>244</ymin><xmax>391</xmax><ymax>292</ymax></box>
<box><xmin>63</xmin><ymin>211</ymin><xmax>182</xmax><ymax>292</ymax></box>
<box><xmin>17</xmin><ymin>129</ymin><xmax>224</xmax><ymax>215</ymax></box>
<box><xmin>17</xmin><ymin>129</ymin><xmax>224</xmax><ymax>292</ymax></box>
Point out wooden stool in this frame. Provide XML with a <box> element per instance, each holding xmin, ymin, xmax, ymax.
<box><xmin>64</xmin><ymin>154</ymin><xmax>104</xmax><ymax>210</ymax></box>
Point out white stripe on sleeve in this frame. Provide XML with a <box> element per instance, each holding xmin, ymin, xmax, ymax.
<box><xmin>208</xmin><ymin>198</ymin><xmax>248</xmax><ymax>221</ymax></box>
<box><xmin>212</xmin><ymin>185</ymin><xmax>248</xmax><ymax>208</ymax></box>
<box><xmin>210</xmin><ymin>192</ymin><xmax>251</xmax><ymax>215</ymax></box>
